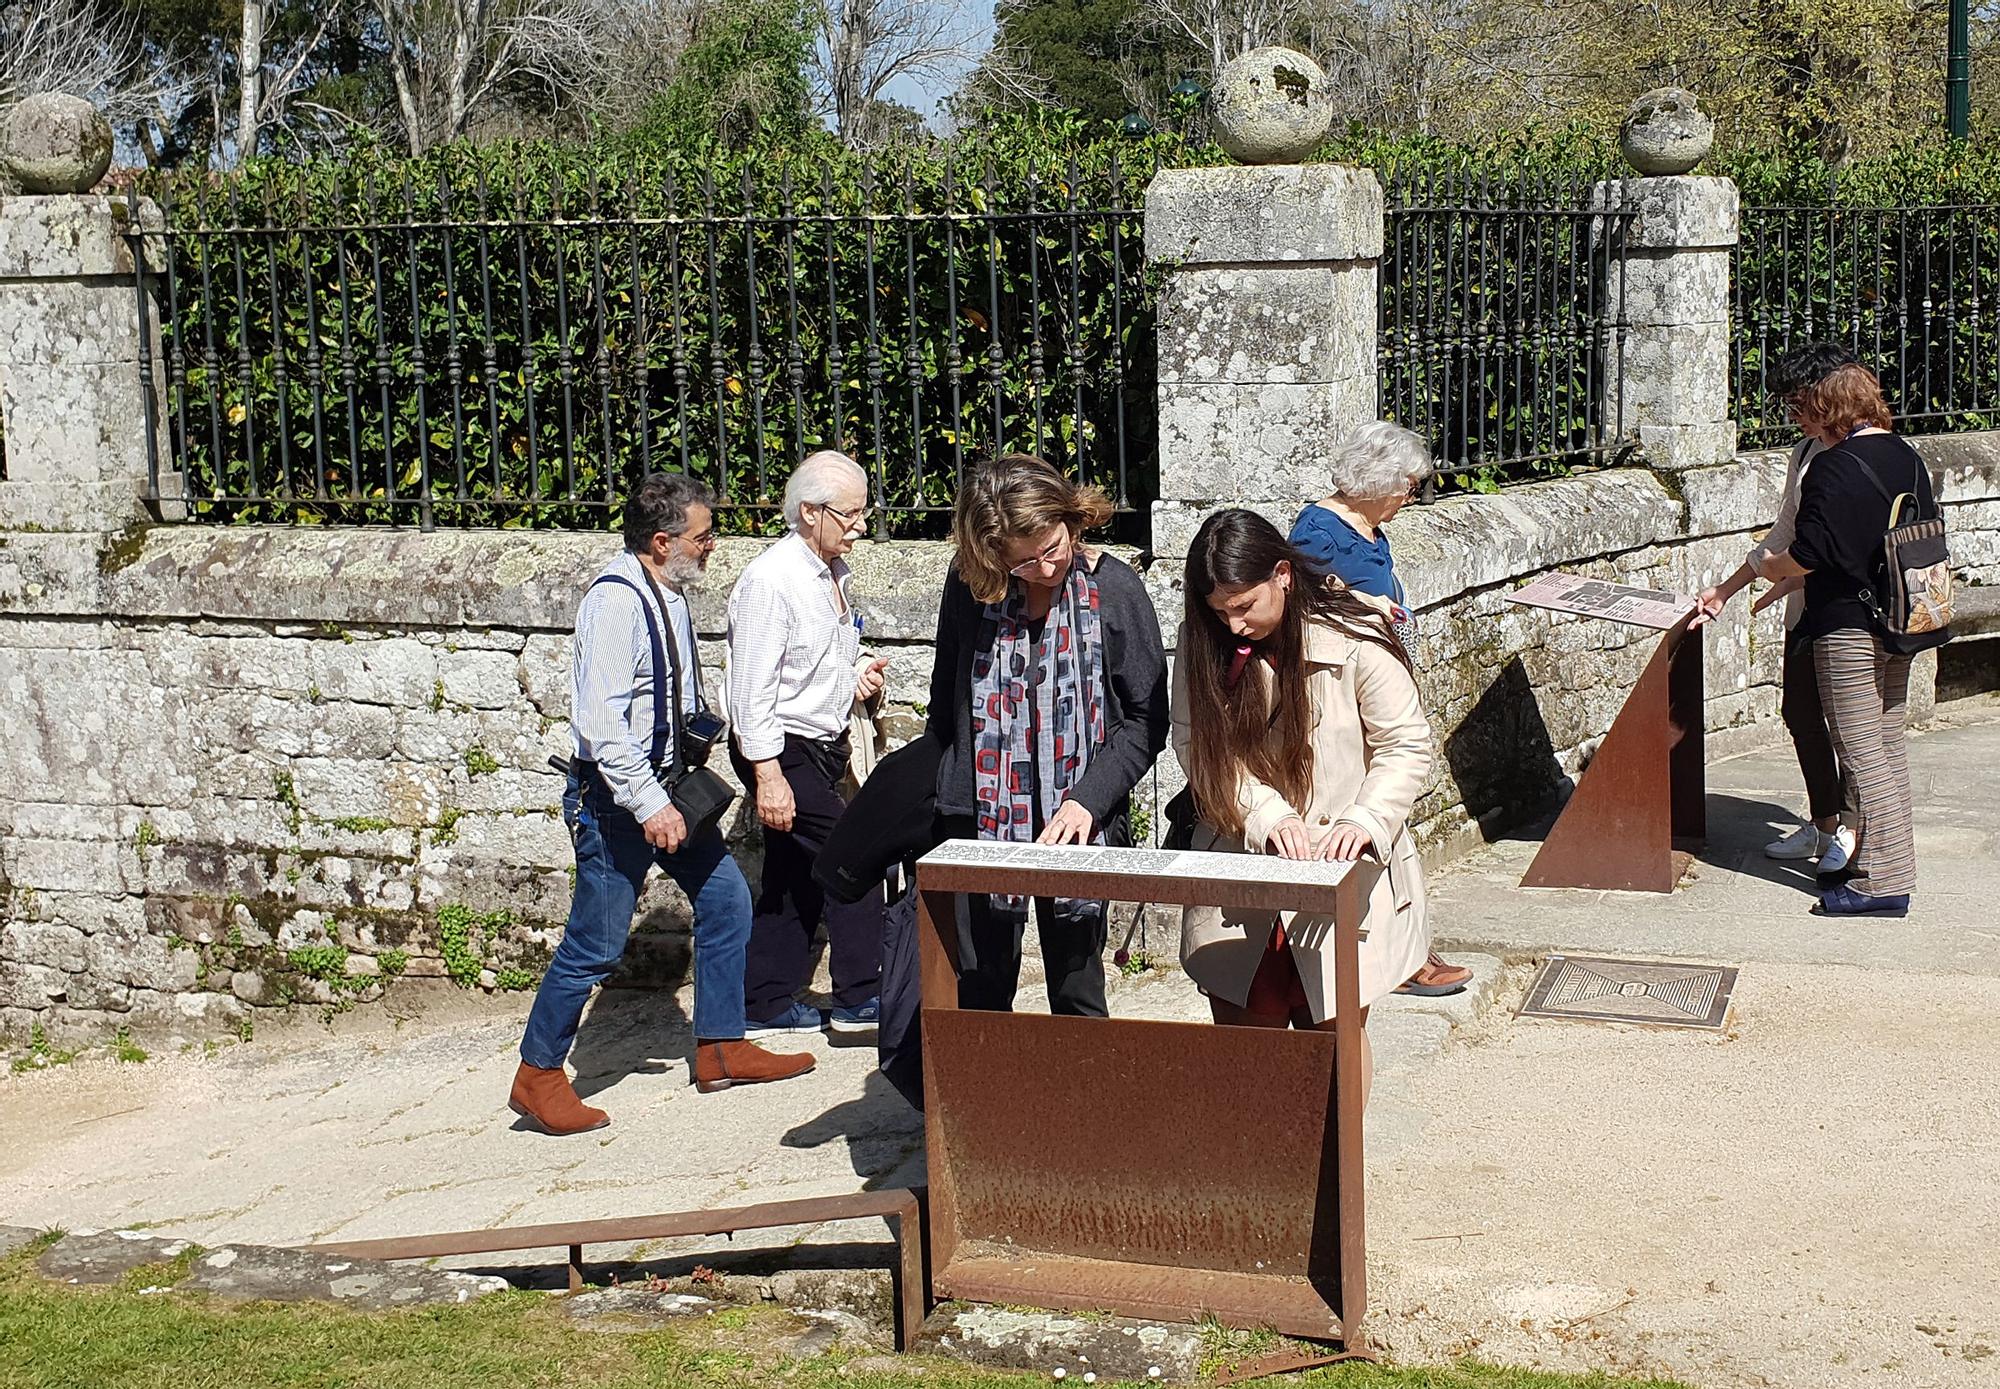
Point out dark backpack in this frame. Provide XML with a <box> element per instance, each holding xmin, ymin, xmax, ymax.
<box><xmin>1856</xmin><ymin>439</ymin><xmax>1953</xmax><ymax>655</ymax></box>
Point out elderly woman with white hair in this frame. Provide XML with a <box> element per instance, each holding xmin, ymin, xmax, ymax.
<box><xmin>725</xmin><ymin>450</ymin><xmax>891</xmax><ymax>1035</ymax></box>
<box><xmin>1288</xmin><ymin>420</ymin><xmax>1471</xmax><ymax>998</ymax></box>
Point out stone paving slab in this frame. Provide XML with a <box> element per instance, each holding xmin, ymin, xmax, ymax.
<box><xmin>0</xmin><ymin>940</ymin><xmax>1504</xmax><ymax>1285</ymax></box>
<box><xmin>919</xmin><ymin>1305</ymin><xmax>1206</xmax><ymax>1383</ymax></box>
<box><xmin>1431</xmin><ymin>706</ymin><xmax>2000</xmax><ymax>977</ymax></box>
<box><xmin>29</xmin><ymin>1228</ymin><xmax>510</xmax><ymax>1306</ymax></box>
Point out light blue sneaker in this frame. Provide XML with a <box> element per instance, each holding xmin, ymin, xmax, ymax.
<box><xmin>826</xmin><ymin>997</ymin><xmax>880</xmax><ymax>1033</ymax></box>
<box><xmin>744</xmin><ymin>1000</ymin><xmax>824</xmax><ymax>1037</ymax></box>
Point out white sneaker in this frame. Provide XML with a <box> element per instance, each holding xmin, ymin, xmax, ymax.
<box><xmin>1818</xmin><ymin>825</ymin><xmax>1856</xmax><ymax>874</ymax></box>
<box><xmin>1765</xmin><ymin>824</ymin><xmax>1825</xmax><ymax>860</ymax></box>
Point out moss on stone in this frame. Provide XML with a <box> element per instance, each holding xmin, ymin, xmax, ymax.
<box><xmin>96</xmin><ymin>522</ymin><xmax>155</xmax><ymax>575</ymax></box>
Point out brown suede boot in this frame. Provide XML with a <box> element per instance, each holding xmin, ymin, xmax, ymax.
<box><xmin>694</xmin><ymin>1040</ymin><xmax>816</xmax><ymax>1093</ymax></box>
<box><xmin>509</xmin><ymin>1062</ymin><xmax>610</xmax><ymax>1135</ymax></box>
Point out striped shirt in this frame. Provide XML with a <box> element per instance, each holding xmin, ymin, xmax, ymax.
<box><xmin>571</xmin><ymin>550</ymin><xmax>701</xmax><ymax>824</ymax></box>
<box><xmin>725</xmin><ymin>531</ymin><xmax>862</xmax><ymax>761</ymax></box>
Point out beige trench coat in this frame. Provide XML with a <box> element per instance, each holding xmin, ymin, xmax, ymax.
<box><xmin>1170</xmin><ymin>616</ymin><xmax>1434</xmax><ymax>1023</ymax></box>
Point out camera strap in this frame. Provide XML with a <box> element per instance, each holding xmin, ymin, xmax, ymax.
<box><xmin>588</xmin><ymin>571</ymin><xmax>682</xmax><ymax>781</ymax></box>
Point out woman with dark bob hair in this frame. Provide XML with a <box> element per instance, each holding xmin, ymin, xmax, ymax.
<box><xmin>1751</xmin><ymin>362</ymin><xmax>1939</xmax><ymax>917</ymax></box>
<box><xmin>1171</xmin><ymin>509</ymin><xmax>1433</xmax><ymax>1090</ymax></box>
<box><xmin>925</xmin><ymin>454</ymin><xmax>1170</xmax><ymax>1014</ymax></box>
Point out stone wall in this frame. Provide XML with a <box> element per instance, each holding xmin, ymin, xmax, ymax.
<box><xmin>0</xmin><ymin>530</ymin><xmax>953</xmax><ymax>1047</ymax></box>
<box><xmin>6</xmin><ymin>433</ymin><xmax>1998</xmax><ymax>1047</ymax></box>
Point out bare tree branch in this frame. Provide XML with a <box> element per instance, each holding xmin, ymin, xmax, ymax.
<box><xmin>814</xmin><ymin>0</ymin><xmax>990</xmax><ymax>145</ymax></box>
<box><xmin>1130</xmin><ymin>0</ymin><xmax>1314</xmax><ymax>77</ymax></box>
<box><xmin>363</xmin><ymin>0</ymin><xmax>678</xmax><ymax>153</ymax></box>
<box><xmin>0</xmin><ymin>0</ymin><xmax>190</xmax><ymax>130</ymax></box>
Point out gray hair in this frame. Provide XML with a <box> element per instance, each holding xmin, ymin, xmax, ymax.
<box><xmin>782</xmin><ymin>450</ymin><xmax>867</xmax><ymax>528</ymax></box>
<box><xmin>1326</xmin><ymin>420</ymin><xmax>1435</xmax><ymax>502</ymax></box>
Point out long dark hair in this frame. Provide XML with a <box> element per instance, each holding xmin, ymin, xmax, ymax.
<box><xmin>1182</xmin><ymin>508</ymin><xmax>1413</xmax><ymax>837</ymax></box>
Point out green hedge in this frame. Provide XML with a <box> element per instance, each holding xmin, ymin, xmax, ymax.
<box><xmin>141</xmin><ymin>118</ymin><xmax>2000</xmax><ymax>531</ymax></box>
<box><xmin>142</xmin><ymin>112</ymin><xmax>1198</xmax><ymax>533</ymax></box>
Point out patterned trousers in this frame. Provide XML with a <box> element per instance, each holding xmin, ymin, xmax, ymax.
<box><xmin>1813</xmin><ymin>627</ymin><xmax>1917</xmax><ymax>897</ymax></box>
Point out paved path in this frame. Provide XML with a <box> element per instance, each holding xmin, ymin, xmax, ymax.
<box><xmin>0</xmin><ymin>909</ymin><xmax>1499</xmax><ymax>1267</ymax></box>
<box><xmin>3</xmin><ymin>702</ymin><xmax>1996</xmax><ymax>1389</ymax></box>
<box><xmin>1370</xmin><ymin>701</ymin><xmax>2000</xmax><ymax>1388</ymax></box>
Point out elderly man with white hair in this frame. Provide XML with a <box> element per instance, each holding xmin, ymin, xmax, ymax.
<box><xmin>726</xmin><ymin>450</ymin><xmax>890</xmax><ymax>1035</ymax></box>
<box><xmin>1289</xmin><ymin>420</ymin><xmax>1473</xmax><ymax>999</ymax></box>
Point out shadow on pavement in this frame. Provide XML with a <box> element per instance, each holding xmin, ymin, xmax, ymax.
<box><xmin>781</xmin><ymin>1069</ymin><xmax>924</xmax><ymax>1193</ymax></box>
<box><xmin>458</xmin><ymin>1238</ymin><xmax>901</xmax><ymax>1291</ymax></box>
<box><xmin>563</xmin><ymin>984</ymin><xmax>696</xmax><ymax>1103</ymax></box>
<box><xmin>1694</xmin><ymin>792</ymin><xmax>1824</xmax><ymax>895</ymax></box>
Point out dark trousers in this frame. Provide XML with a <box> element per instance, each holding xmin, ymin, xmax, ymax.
<box><xmin>1782</xmin><ymin>629</ymin><xmax>1846</xmax><ymax>822</ymax></box>
<box><xmin>940</xmin><ymin>815</ymin><xmax>1110</xmax><ymax>1017</ymax></box>
<box><xmin>734</xmin><ymin>734</ymin><xmax>883</xmax><ymax>1020</ymax></box>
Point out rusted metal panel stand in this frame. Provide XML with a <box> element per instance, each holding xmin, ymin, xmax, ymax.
<box><xmin>915</xmin><ymin>846</ymin><xmax>1372</xmax><ymax>1351</ymax></box>
<box><xmin>303</xmin><ymin>1190</ymin><xmax>929</xmax><ymax>1350</ymax></box>
<box><xmin>1522</xmin><ymin>621</ymin><xmax>1706</xmax><ymax>893</ymax></box>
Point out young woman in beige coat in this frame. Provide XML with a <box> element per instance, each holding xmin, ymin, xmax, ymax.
<box><xmin>1171</xmin><ymin>509</ymin><xmax>1433</xmax><ymax>1066</ymax></box>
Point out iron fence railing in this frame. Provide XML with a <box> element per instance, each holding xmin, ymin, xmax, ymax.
<box><xmin>130</xmin><ymin>158</ymin><xmax>1154</xmax><ymax>536</ymax></box>
<box><xmin>1379</xmin><ymin>172</ymin><xmax>1637</xmax><ymax>497</ymax></box>
<box><xmin>1733</xmin><ymin>204</ymin><xmax>2000</xmax><ymax>448</ymax></box>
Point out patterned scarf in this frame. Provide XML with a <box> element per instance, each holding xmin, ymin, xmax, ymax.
<box><xmin>969</xmin><ymin>555</ymin><xmax>1108</xmax><ymax>890</ymax></box>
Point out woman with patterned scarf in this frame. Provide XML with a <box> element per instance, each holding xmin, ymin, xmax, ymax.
<box><xmin>924</xmin><ymin>454</ymin><xmax>1171</xmax><ymax>1015</ymax></box>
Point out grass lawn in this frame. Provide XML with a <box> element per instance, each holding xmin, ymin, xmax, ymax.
<box><xmin>0</xmin><ymin>1241</ymin><xmax>1692</xmax><ymax>1389</ymax></box>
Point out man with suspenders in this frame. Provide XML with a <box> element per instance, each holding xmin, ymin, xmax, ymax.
<box><xmin>510</xmin><ymin>472</ymin><xmax>815</xmax><ymax>1136</ymax></box>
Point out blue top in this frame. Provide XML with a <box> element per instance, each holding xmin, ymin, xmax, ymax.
<box><xmin>1290</xmin><ymin>504</ymin><xmax>1405</xmax><ymax>607</ymax></box>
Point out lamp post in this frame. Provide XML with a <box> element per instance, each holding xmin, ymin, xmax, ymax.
<box><xmin>1947</xmin><ymin>0</ymin><xmax>1970</xmax><ymax>139</ymax></box>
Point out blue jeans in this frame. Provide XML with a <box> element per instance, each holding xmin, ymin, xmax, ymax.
<box><xmin>519</xmin><ymin>769</ymin><xmax>752</xmax><ymax>1070</ymax></box>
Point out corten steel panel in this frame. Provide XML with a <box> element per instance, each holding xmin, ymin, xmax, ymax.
<box><xmin>916</xmin><ymin>856</ymin><xmax>1371</xmax><ymax>1349</ymax></box>
<box><xmin>927</xmin><ymin>1011</ymin><xmax>1335</xmax><ymax>1269</ymax></box>
<box><xmin>1522</xmin><ymin>622</ymin><xmax>1706</xmax><ymax>893</ymax></box>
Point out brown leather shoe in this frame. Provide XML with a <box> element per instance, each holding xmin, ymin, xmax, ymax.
<box><xmin>508</xmin><ymin>1062</ymin><xmax>610</xmax><ymax>1135</ymax></box>
<box><xmin>694</xmin><ymin>1039</ymin><xmax>816</xmax><ymax>1093</ymax></box>
<box><xmin>1394</xmin><ymin>951</ymin><xmax>1473</xmax><ymax>997</ymax></box>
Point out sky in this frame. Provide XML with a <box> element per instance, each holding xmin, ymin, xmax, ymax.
<box><xmin>875</xmin><ymin>0</ymin><xmax>998</xmax><ymax>124</ymax></box>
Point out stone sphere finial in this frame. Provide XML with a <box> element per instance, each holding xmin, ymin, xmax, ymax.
<box><xmin>1210</xmin><ymin>47</ymin><xmax>1335</xmax><ymax>166</ymax></box>
<box><xmin>4</xmin><ymin>93</ymin><xmax>114</xmax><ymax>194</ymax></box>
<box><xmin>1619</xmin><ymin>88</ymin><xmax>1714</xmax><ymax>176</ymax></box>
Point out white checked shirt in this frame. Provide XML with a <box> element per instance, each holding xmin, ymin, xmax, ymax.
<box><xmin>726</xmin><ymin>531</ymin><xmax>864</xmax><ymax>762</ymax></box>
<box><xmin>571</xmin><ymin>550</ymin><xmax>701</xmax><ymax>824</ymax></box>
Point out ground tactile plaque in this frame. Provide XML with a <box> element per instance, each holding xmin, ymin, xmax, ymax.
<box><xmin>1518</xmin><ymin>954</ymin><xmax>1738</xmax><ymax>1030</ymax></box>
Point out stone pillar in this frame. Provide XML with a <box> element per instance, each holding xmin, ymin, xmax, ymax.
<box><xmin>1600</xmin><ymin>175</ymin><xmax>1739</xmax><ymax>471</ymax></box>
<box><xmin>1143</xmin><ymin>164</ymin><xmax>1384</xmax><ymax>558</ymax></box>
<box><xmin>0</xmin><ymin>194</ymin><xmax>173</xmax><ymax>531</ymax></box>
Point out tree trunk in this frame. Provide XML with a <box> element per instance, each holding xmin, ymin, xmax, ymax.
<box><xmin>237</xmin><ymin>0</ymin><xmax>266</xmax><ymax>165</ymax></box>
<box><xmin>448</xmin><ymin>0</ymin><xmax>483</xmax><ymax>142</ymax></box>
<box><xmin>827</xmin><ymin>0</ymin><xmax>871</xmax><ymax>142</ymax></box>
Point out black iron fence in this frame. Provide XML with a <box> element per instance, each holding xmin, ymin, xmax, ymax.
<box><xmin>1378</xmin><ymin>172</ymin><xmax>1637</xmax><ymax>496</ymax></box>
<box><xmin>131</xmin><ymin>156</ymin><xmax>1154</xmax><ymax>535</ymax></box>
<box><xmin>1733</xmin><ymin>204</ymin><xmax>2000</xmax><ymax>448</ymax></box>
<box><xmin>129</xmin><ymin>152</ymin><xmax>1670</xmax><ymax>533</ymax></box>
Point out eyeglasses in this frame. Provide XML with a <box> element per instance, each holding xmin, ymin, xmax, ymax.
<box><xmin>1007</xmin><ymin>531</ymin><xmax>1072</xmax><ymax>578</ymax></box>
<box><xmin>681</xmin><ymin>526</ymin><xmax>717</xmax><ymax>548</ymax></box>
<box><xmin>820</xmin><ymin>502</ymin><xmax>871</xmax><ymax>531</ymax></box>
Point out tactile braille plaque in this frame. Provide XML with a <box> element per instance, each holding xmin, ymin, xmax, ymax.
<box><xmin>1518</xmin><ymin>954</ymin><xmax>1737</xmax><ymax>1030</ymax></box>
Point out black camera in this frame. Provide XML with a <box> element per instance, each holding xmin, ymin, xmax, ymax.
<box><xmin>680</xmin><ymin>709</ymin><xmax>727</xmax><ymax>769</ymax></box>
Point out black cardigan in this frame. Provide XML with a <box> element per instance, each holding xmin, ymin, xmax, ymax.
<box><xmin>1792</xmin><ymin>433</ymin><xmax>1939</xmax><ymax>641</ymax></box>
<box><xmin>924</xmin><ymin>553</ymin><xmax>1170</xmax><ymax>829</ymax></box>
